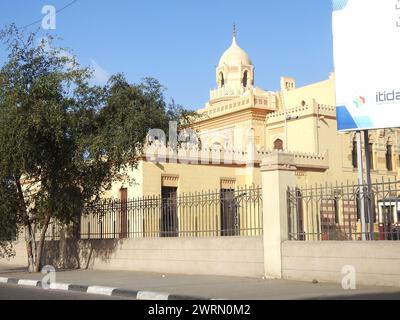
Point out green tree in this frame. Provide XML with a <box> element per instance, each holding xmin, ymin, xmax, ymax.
<box><xmin>0</xmin><ymin>25</ymin><xmax>196</xmax><ymax>272</ymax></box>
<box><xmin>0</xmin><ymin>177</ymin><xmax>19</xmax><ymax>259</ymax></box>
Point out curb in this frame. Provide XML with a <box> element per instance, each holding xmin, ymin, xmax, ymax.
<box><xmin>0</xmin><ymin>276</ymin><xmax>212</xmax><ymax>300</ymax></box>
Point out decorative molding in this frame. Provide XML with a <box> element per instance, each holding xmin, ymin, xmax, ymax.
<box><xmin>258</xmin><ymin>150</ymin><xmax>329</xmax><ymax>170</ymax></box>
<box><xmin>161</xmin><ymin>174</ymin><xmax>179</xmax><ymax>187</ymax></box>
<box><xmin>266</xmin><ymin>103</ymin><xmax>336</xmax><ymax>125</ymax></box>
<box><xmin>220</xmin><ymin>178</ymin><xmax>236</xmax><ymax>189</ymax></box>
<box><xmin>260</xmin><ymin>151</ymin><xmax>297</xmax><ymax>172</ymax></box>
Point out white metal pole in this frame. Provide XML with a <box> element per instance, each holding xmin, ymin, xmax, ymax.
<box><xmin>356</xmin><ymin>131</ymin><xmax>367</xmax><ymax>241</ymax></box>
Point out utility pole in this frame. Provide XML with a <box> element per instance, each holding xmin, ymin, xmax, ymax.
<box><xmin>356</xmin><ymin>131</ymin><xmax>367</xmax><ymax>241</ymax></box>
<box><xmin>363</xmin><ymin>130</ymin><xmax>374</xmax><ymax>240</ymax></box>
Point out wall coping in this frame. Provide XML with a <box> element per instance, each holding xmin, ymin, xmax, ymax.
<box><xmin>260</xmin><ymin>151</ymin><xmax>297</xmax><ymax>172</ymax></box>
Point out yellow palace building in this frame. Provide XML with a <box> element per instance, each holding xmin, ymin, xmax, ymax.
<box><xmin>73</xmin><ymin>28</ymin><xmax>400</xmax><ymax>241</ymax></box>
<box><xmin>105</xmin><ymin>30</ymin><xmax>400</xmax><ymax>201</ymax></box>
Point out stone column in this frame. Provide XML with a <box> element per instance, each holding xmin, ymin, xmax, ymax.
<box><xmin>261</xmin><ymin>151</ymin><xmax>296</xmax><ymax>279</ymax></box>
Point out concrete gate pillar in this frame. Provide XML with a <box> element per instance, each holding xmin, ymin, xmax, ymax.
<box><xmin>261</xmin><ymin>151</ymin><xmax>296</xmax><ymax>279</ymax></box>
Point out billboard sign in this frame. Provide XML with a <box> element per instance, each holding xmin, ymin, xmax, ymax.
<box><xmin>332</xmin><ymin>0</ymin><xmax>400</xmax><ymax>132</ymax></box>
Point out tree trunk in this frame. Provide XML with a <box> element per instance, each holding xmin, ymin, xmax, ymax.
<box><xmin>15</xmin><ymin>177</ymin><xmax>37</xmax><ymax>273</ymax></box>
<box><xmin>25</xmin><ymin>225</ymin><xmax>36</xmax><ymax>273</ymax></box>
<box><xmin>34</xmin><ymin>214</ymin><xmax>51</xmax><ymax>273</ymax></box>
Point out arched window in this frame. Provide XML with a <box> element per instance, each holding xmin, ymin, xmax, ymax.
<box><xmin>242</xmin><ymin>70</ymin><xmax>248</xmax><ymax>88</ymax></box>
<box><xmin>273</xmin><ymin>139</ymin><xmax>284</xmax><ymax>151</ymax></box>
<box><xmin>386</xmin><ymin>142</ymin><xmax>393</xmax><ymax>171</ymax></box>
<box><xmin>219</xmin><ymin>72</ymin><xmax>225</xmax><ymax>88</ymax></box>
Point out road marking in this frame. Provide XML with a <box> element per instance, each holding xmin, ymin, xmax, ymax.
<box><xmin>0</xmin><ymin>277</ymin><xmax>212</xmax><ymax>300</ymax></box>
<box><xmin>87</xmin><ymin>286</ymin><xmax>115</xmax><ymax>296</ymax></box>
<box><xmin>0</xmin><ymin>277</ymin><xmax>8</xmax><ymax>283</ymax></box>
<box><xmin>111</xmin><ymin>288</ymin><xmax>138</xmax><ymax>298</ymax></box>
<box><xmin>18</xmin><ymin>279</ymin><xmax>39</xmax><ymax>287</ymax></box>
<box><xmin>136</xmin><ymin>291</ymin><xmax>169</xmax><ymax>300</ymax></box>
<box><xmin>49</xmin><ymin>282</ymin><xmax>70</xmax><ymax>291</ymax></box>
<box><xmin>68</xmin><ymin>284</ymin><xmax>88</xmax><ymax>292</ymax></box>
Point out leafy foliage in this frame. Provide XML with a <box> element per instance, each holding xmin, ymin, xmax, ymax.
<box><xmin>0</xmin><ymin>24</ymin><xmax>196</xmax><ymax>269</ymax></box>
<box><xmin>0</xmin><ymin>177</ymin><xmax>19</xmax><ymax>258</ymax></box>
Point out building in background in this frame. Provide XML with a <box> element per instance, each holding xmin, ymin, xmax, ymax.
<box><xmin>105</xmin><ymin>29</ymin><xmax>399</xmax><ymax>201</ymax></box>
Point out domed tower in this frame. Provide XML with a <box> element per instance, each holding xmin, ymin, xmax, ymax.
<box><xmin>211</xmin><ymin>25</ymin><xmax>255</xmax><ymax>102</ymax></box>
<box><xmin>197</xmin><ymin>25</ymin><xmax>276</xmax><ymax>153</ymax></box>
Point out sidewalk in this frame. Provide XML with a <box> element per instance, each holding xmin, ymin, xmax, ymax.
<box><xmin>1</xmin><ymin>264</ymin><xmax>400</xmax><ymax>300</ymax></box>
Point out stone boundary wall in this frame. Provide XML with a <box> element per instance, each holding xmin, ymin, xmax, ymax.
<box><xmin>282</xmin><ymin>241</ymin><xmax>400</xmax><ymax>287</ymax></box>
<box><xmin>1</xmin><ymin>236</ymin><xmax>264</xmax><ymax>278</ymax></box>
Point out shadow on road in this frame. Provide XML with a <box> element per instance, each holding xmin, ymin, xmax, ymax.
<box><xmin>309</xmin><ymin>292</ymin><xmax>400</xmax><ymax>300</ymax></box>
<box><xmin>0</xmin><ymin>266</ymin><xmax>27</xmax><ymax>274</ymax></box>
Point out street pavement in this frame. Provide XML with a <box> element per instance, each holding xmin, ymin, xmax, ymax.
<box><xmin>1</xmin><ymin>264</ymin><xmax>400</xmax><ymax>300</ymax></box>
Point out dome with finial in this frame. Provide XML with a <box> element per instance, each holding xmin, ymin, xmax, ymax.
<box><xmin>218</xmin><ymin>25</ymin><xmax>252</xmax><ymax>67</ymax></box>
<box><xmin>212</xmin><ymin>24</ymin><xmax>255</xmax><ymax>96</ymax></box>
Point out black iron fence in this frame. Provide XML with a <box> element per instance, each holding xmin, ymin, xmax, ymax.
<box><xmin>287</xmin><ymin>179</ymin><xmax>400</xmax><ymax>241</ymax></box>
<box><xmin>44</xmin><ymin>220</ymin><xmax>62</xmax><ymax>241</ymax></box>
<box><xmin>77</xmin><ymin>186</ymin><xmax>262</xmax><ymax>239</ymax></box>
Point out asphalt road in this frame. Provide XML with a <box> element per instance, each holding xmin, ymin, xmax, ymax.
<box><xmin>1</xmin><ymin>282</ymin><xmax>400</xmax><ymax>300</ymax></box>
<box><xmin>0</xmin><ymin>283</ymin><xmax>131</xmax><ymax>300</ymax></box>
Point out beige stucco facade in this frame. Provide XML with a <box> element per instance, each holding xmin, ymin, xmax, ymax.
<box><xmin>106</xmin><ymin>32</ymin><xmax>399</xmax><ymax>200</ymax></box>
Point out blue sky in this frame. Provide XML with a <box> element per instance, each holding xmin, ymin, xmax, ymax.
<box><xmin>0</xmin><ymin>0</ymin><xmax>334</xmax><ymax>110</ymax></box>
